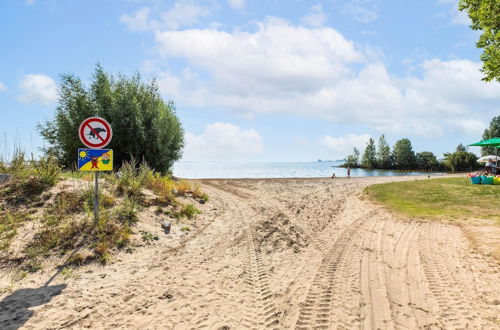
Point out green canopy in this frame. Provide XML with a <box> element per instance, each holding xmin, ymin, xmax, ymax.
<box><xmin>468</xmin><ymin>137</ymin><xmax>500</xmax><ymax>146</ymax></box>
<box><xmin>469</xmin><ymin>137</ymin><xmax>500</xmax><ymax>168</ymax></box>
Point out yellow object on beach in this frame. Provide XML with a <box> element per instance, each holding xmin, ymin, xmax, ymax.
<box><xmin>493</xmin><ymin>177</ymin><xmax>500</xmax><ymax>185</ymax></box>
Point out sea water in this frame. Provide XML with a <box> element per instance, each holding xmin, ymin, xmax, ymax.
<box><xmin>172</xmin><ymin>161</ymin><xmax>444</xmax><ymax>179</ymax></box>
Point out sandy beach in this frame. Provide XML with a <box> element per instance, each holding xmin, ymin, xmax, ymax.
<box><xmin>1</xmin><ymin>175</ymin><xmax>499</xmax><ymax>329</ymax></box>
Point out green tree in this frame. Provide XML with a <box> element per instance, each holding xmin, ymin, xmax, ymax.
<box><xmin>392</xmin><ymin>138</ymin><xmax>416</xmax><ymax>170</ymax></box>
<box><xmin>361</xmin><ymin>138</ymin><xmax>377</xmax><ymax>168</ymax></box>
<box><xmin>481</xmin><ymin>115</ymin><xmax>500</xmax><ymax>155</ymax></box>
<box><xmin>415</xmin><ymin>151</ymin><xmax>439</xmax><ymax>171</ymax></box>
<box><xmin>459</xmin><ymin>0</ymin><xmax>500</xmax><ymax>82</ymax></box>
<box><xmin>39</xmin><ymin>65</ymin><xmax>184</xmax><ymax>173</ymax></box>
<box><xmin>443</xmin><ymin>145</ymin><xmax>479</xmax><ymax>172</ymax></box>
<box><xmin>343</xmin><ymin>147</ymin><xmax>360</xmax><ymax>167</ymax></box>
<box><xmin>456</xmin><ymin>143</ymin><xmax>467</xmax><ymax>152</ymax></box>
<box><xmin>376</xmin><ymin>134</ymin><xmax>392</xmax><ymax>169</ymax></box>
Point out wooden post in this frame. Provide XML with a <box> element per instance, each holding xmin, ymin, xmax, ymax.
<box><xmin>94</xmin><ymin>171</ymin><xmax>99</xmax><ymax>224</ymax></box>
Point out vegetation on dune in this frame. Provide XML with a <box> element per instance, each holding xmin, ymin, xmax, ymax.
<box><xmin>0</xmin><ymin>158</ymin><xmax>206</xmax><ymax>269</ymax></box>
<box><xmin>38</xmin><ymin>64</ymin><xmax>184</xmax><ymax>173</ymax></box>
<box><xmin>365</xmin><ymin>177</ymin><xmax>500</xmax><ymax>222</ymax></box>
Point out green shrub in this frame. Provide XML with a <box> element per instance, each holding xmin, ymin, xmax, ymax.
<box><xmin>180</xmin><ymin>203</ymin><xmax>201</xmax><ymax>219</ymax></box>
<box><xmin>113</xmin><ymin>198</ymin><xmax>138</xmax><ymax>226</ymax></box>
<box><xmin>31</xmin><ymin>155</ymin><xmax>61</xmax><ymax>187</ymax></box>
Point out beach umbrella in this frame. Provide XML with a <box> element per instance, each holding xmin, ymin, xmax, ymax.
<box><xmin>469</xmin><ymin>137</ymin><xmax>500</xmax><ymax>166</ymax></box>
<box><xmin>468</xmin><ymin>137</ymin><xmax>500</xmax><ymax>147</ymax></box>
<box><xmin>477</xmin><ymin>155</ymin><xmax>500</xmax><ymax>163</ymax></box>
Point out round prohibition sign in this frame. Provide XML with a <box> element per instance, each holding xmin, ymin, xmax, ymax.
<box><xmin>79</xmin><ymin>117</ymin><xmax>113</xmax><ymax>149</ymax></box>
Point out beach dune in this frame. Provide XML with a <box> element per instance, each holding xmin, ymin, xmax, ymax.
<box><xmin>1</xmin><ymin>176</ymin><xmax>498</xmax><ymax>329</ymax></box>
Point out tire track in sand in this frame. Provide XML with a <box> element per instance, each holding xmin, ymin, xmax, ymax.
<box><xmin>241</xmin><ymin>224</ymin><xmax>280</xmax><ymax>329</ymax></box>
<box><xmin>419</xmin><ymin>222</ymin><xmax>484</xmax><ymax>328</ymax></box>
<box><xmin>200</xmin><ymin>182</ymin><xmax>280</xmax><ymax>329</ymax></box>
<box><xmin>294</xmin><ymin>218</ymin><xmax>367</xmax><ymax>329</ymax></box>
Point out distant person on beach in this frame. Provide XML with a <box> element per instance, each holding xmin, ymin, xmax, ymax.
<box><xmin>331</xmin><ymin>173</ymin><xmax>336</xmax><ymax>178</ymax></box>
<box><xmin>347</xmin><ymin>167</ymin><xmax>351</xmax><ymax>178</ymax></box>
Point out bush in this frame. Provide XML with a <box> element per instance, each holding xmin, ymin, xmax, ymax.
<box><xmin>180</xmin><ymin>203</ymin><xmax>202</xmax><ymax>219</ymax></box>
<box><xmin>175</xmin><ymin>180</ymin><xmax>191</xmax><ymax>196</ymax></box>
<box><xmin>38</xmin><ymin>65</ymin><xmax>184</xmax><ymax>173</ymax></box>
<box><xmin>31</xmin><ymin>155</ymin><xmax>61</xmax><ymax>187</ymax></box>
<box><xmin>113</xmin><ymin>198</ymin><xmax>138</xmax><ymax>226</ymax></box>
<box><xmin>443</xmin><ymin>145</ymin><xmax>480</xmax><ymax>172</ymax></box>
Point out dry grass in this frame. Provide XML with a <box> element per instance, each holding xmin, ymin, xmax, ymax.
<box><xmin>0</xmin><ymin>158</ymin><xmax>207</xmax><ymax>270</ymax></box>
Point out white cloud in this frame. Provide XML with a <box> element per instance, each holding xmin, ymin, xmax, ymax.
<box><xmin>436</xmin><ymin>0</ymin><xmax>471</xmax><ymax>26</ymax></box>
<box><xmin>120</xmin><ymin>7</ymin><xmax>152</xmax><ymax>31</ymax></box>
<box><xmin>146</xmin><ymin>18</ymin><xmax>500</xmax><ymax>138</ymax></box>
<box><xmin>447</xmin><ymin>119</ymin><xmax>486</xmax><ymax>136</ymax></box>
<box><xmin>0</xmin><ymin>82</ymin><xmax>6</xmax><ymax>92</ymax></box>
<box><xmin>155</xmin><ymin>17</ymin><xmax>364</xmax><ymax>100</ymax></box>
<box><xmin>320</xmin><ymin>134</ymin><xmax>371</xmax><ymax>159</ymax></box>
<box><xmin>160</xmin><ymin>0</ymin><xmax>211</xmax><ymax>30</ymax></box>
<box><xmin>342</xmin><ymin>1</ymin><xmax>379</xmax><ymax>24</ymax></box>
<box><xmin>17</xmin><ymin>74</ymin><xmax>57</xmax><ymax>106</ymax></box>
<box><xmin>120</xmin><ymin>0</ymin><xmax>212</xmax><ymax>31</ymax></box>
<box><xmin>183</xmin><ymin>122</ymin><xmax>263</xmax><ymax>160</ymax></box>
<box><xmin>228</xmin><ymin>0</ymin><xmax>244</xmax><ymax>10</ymax></box>
<box><xmin>301</xmin><ymin>4</ymin><xmax>327</xmax><ymax>28</ymax></box>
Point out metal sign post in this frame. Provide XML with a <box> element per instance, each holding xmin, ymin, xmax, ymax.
<box><xmin>94</xmin><ymin>172</ymin><xmax>99</xmax><ymax>224</ymax></box>
<box><xmin>78</xmin><ymin>116</ymin><xmax>113</xmax><ymax>225</ymax></box>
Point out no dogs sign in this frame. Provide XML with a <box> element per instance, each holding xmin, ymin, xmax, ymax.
<box><xmin>79</xmin><ymin>117</ymin><xmax>113</xmax><ymax>149</ymax></box>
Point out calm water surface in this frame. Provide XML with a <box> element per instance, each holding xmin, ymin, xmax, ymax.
<box><xmin>173</xmin><ymin>161</ymin><xmax>444</xmax><ymax>179</ymax></box>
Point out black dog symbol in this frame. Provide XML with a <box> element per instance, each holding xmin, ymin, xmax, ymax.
<box><xmin>88</xmin><ymin>127</ymin><xmax>106</xmax><ymax>139</ymax></box>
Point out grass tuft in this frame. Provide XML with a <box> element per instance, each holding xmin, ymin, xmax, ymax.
<box><xmin>0</xmin><ymin>211</ymin><xmax>31</xmax><ymax>251</ymax></box>
<box><xmin>179</xmin><ymin>203</ymin><xmax>202</xmax><ymax>219</ymax></box>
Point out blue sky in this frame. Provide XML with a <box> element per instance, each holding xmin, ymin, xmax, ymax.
<box><xmin>1</xmin><ymin>0</ymin><xmax>499</xmax><ymax>162</ymax></box>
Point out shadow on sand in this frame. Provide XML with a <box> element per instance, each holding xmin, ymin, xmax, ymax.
<box><xmin>0</xmin><ymin>283</ymin><xmax>66</xmax><ymax>330</ymax></box>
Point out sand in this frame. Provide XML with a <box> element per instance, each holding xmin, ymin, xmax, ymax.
<box><xmin>1</xmin><ymin>175</ymin><xmax>499</xmax><ymax>329</ymax></box>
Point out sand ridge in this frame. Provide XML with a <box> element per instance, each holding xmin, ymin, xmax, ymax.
<box><xmin>0</xmin><ymin>175</ymin><xmax>499</xmax><ymax>329</ymax></box>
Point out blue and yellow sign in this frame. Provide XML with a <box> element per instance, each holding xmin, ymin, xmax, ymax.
<box><xmin>78</xmin><ymin>149</ymin><xmax>113</xmax><ymax>171</ymax></box>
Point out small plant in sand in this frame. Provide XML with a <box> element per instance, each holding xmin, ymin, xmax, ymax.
<box><xmin>179</xmin><ymin>203</ymin><xmax>202</xmax><ymax>219</ymax></box>
<box><xmin>175</xmin><ymin>179</ymin><xmax>191</xmax><ymax>196</ymax></box>
<box><xmin>180</xmin><ymin>226</ymin><xmax>190</xmax><ymax>232</ymax></box>
<box><xmin>0</xmin><ymin>211</ymin><xmax>31</xmax><ymax>251</ymax></box>
<box><xmin>140</xmin><ymin>230</ymin><xmax>159</xmax><ymax>242</ymax></box>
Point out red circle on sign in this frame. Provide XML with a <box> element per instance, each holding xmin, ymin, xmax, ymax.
<box><xmin>78</xmin><ymin>117</ymin><xmax>113</xmax><ymax>149</ymax></box>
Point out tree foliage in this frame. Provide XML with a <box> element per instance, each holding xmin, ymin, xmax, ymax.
<box><xmin>443</xmin><ymin>145</ymin><xmax>479</xmax><ymax>172</ymax></box>
<box><xmin>344</xmin><ymin>147</ymin><xmax>360</xmax><ymax>167</ymax></box>
<box><xmin>415</xmin><ymin>151</ymin><xmax>440</xmax><ymax>171</ymax></box>
<box><xmin>392</xmin><ymin>138</ymin><xmax>416</xmax><ymax>170</ymax></box>
<box><xmin>376</xmin><ymin>134</ymin><xmax>392</xmax><ymax>169</ymax></box>
<box><xmin>361</xmin><ymin>138</ymin><xmax>377</xmax><ymax>168</ymax></box>
<box><xmin>459</xmin><ymin>0</ymin><xmax>500</xmax><ymax>82</ymax></box>
<box><xmin>456</xmin><ymin>143</ymin><xmax>467</xmax><ymax>153</ymax></box>
<box><xmin>39</xmin><ymin>65</ymin><xmax>184</xmax><ymax>173</ymax></box>
<box><xmin>481</xmin><ymin>115</ymin><xmax>500</xmax><ymax>155</ymax></box>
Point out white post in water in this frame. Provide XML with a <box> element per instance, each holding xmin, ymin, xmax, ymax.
<box><xmin>94</xmin><ymin>171</ymin><xmax>99</xmax><ymax>224</ymax></box>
